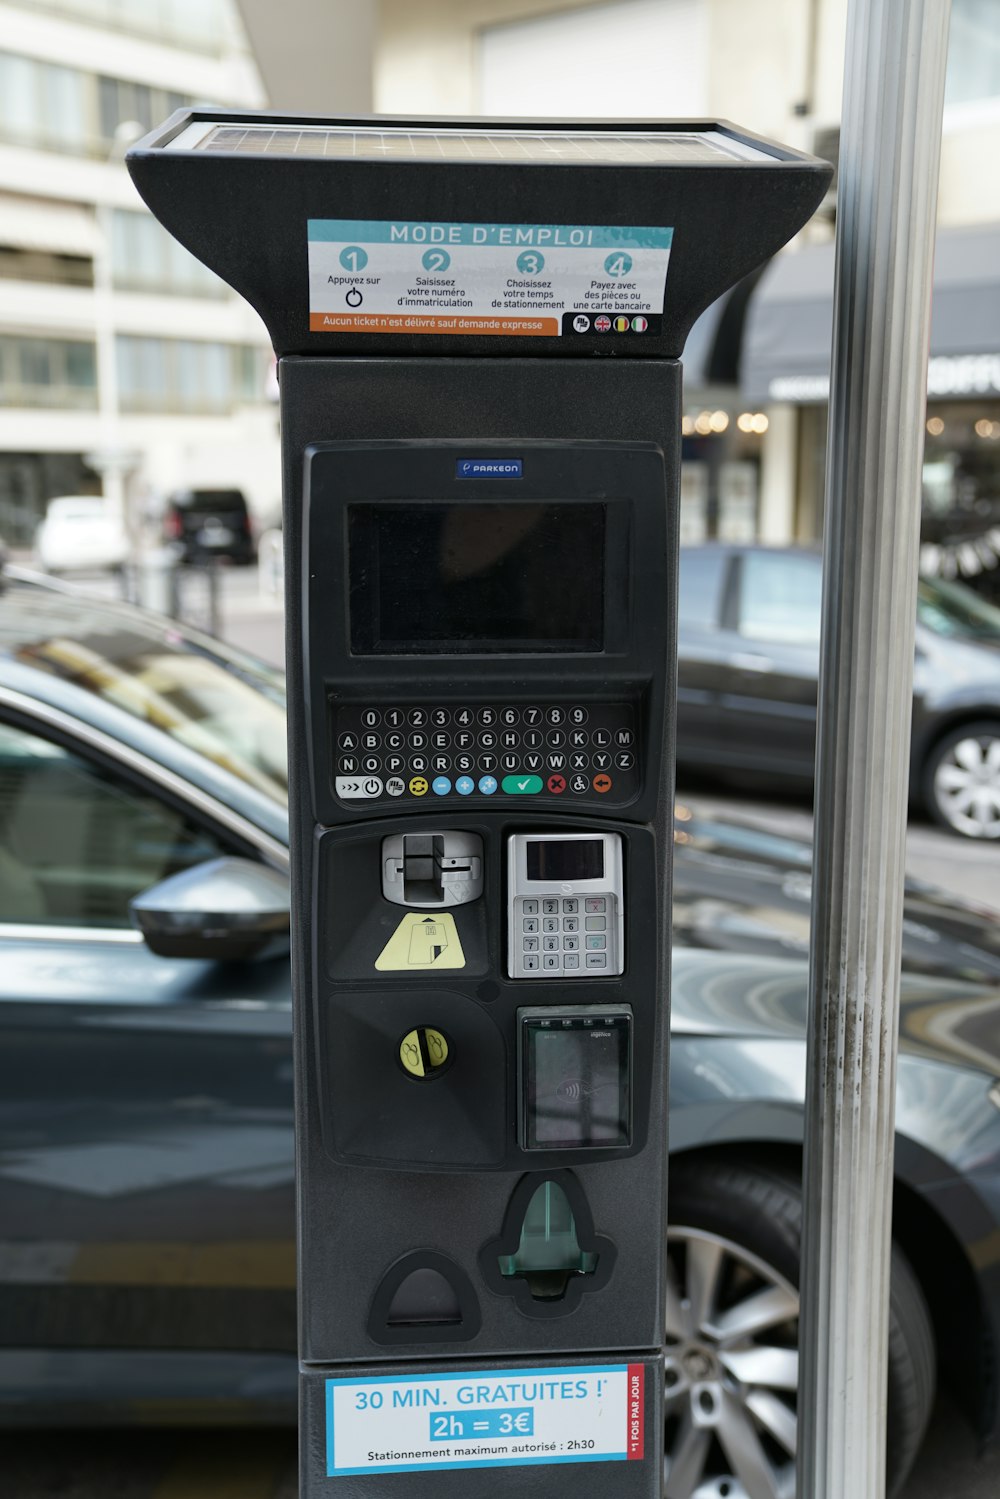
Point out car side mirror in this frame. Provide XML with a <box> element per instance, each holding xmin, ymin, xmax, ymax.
<box><xmin>130</xmin><ymin>857</ymin><xmax>290</xmax><ymax>961</ymax></box>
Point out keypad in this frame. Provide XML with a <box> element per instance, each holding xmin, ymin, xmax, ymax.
<box><xmin>333</xmin><ymin>701</ymin><xmax>638</xmax><ymax>804</ymax></box>
<box><xmin>512</xmin><ymin>893</ymin><xmax>618</xmax><ymax>977</ymax></box>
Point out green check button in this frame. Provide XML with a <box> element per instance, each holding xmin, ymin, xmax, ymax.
<box><xmin>502</xmin><ymin>774</ymin><xmax>543</xmax><ymax>795</ymax></box>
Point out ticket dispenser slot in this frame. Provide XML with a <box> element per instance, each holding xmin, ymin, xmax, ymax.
<box><xmin>127</xmin><ymin>107</ymin><xmax>831</xmax><ymax>1499</ymax></box>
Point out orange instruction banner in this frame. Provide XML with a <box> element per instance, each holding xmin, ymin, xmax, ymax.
<box><xmin>310</xmin><ymin>313</ymin><xmax>560</xmax><ymax>336</ymax></box>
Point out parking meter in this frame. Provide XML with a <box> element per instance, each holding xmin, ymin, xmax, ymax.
<box><xmin>128</xmin><ymin>114</ymin><xmax>829</xmax><ymax>1497</ymax></box>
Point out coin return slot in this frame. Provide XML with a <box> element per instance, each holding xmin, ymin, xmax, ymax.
<box><xmin>497</xmin><ymin>1180</ymin><xmax>598</xmax><ymax>1301</ymax></box>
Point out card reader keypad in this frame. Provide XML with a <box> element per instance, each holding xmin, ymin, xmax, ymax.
<box><xmin>333</xmin><ymin>702</ymin><xmax>638</xmax><ymax>805</ymax></box>
<box><xmin>515</xmin><ymin>895</ymin><xmax>617</xmax><ymax>976</ymax></box>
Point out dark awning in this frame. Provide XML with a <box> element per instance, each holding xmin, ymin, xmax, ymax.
<box><xmin>742</xmin><ymin>221</ymin><xmax>1000</xmax><ymax>404</ymax></box>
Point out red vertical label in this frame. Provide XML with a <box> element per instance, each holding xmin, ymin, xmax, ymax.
<box><xmin>627</xmin><ymin>1363</ymin><xmax>645</xmax><ymax>1459</ymax></box>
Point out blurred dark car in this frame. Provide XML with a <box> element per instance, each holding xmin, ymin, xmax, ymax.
<box><xmin>163</xmin><ymin>487</ymin><xmax>256</xmax><ymax>565</ymax></box>
<box><xmin>1</xmin><ymin>572</ymin><xmax>999</xmax><ymax>1499</ymax></box>
<box><xmin>678</xmin><ymin>544</ymin><xmax>1000</xmax><ymax>840</ymax></box>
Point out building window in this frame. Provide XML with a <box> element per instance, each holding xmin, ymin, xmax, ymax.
<box><xmin>0</xmin><ymin>52</ymin><xmax>191</xmax><ymax>157</ymax></box>
<box><xmin>115</xmin><ymin>335</ymin><xmax>263</xmax><ymax>414</ymax></box>
<box><xmin>0</xmin><ymin>52</ymin><xmax>92</xmax><ymax>155</ymax></box>
<box><xmin>0</xmin><ymin>336</ymin><xmax>97</xmax><ymax>409</ymax></box>
<box><xmin>97</xmin><ymin>76</ymin><xmax>186</xmax><ymax>147</ymax></box>
<box><xmin>111</xmin><ymin>210</ymin><xmax>225</xmax><ymax>297</ymax></box>
<box><xmin>7</xmin><ymin>0</ymin><xmax>236</xmax><ymax>56</ymax></box>
<box><xmin>0</xmin><ymin>246</ymin><xmax>93</xmax><ymax>287</ymax></box>
<box><xmin>946</xmin><ymin>0</ymin><xmax>1000</xmax><ymax>105</ymax></box>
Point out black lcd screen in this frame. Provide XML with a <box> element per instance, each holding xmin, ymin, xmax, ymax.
<box><xmin>526</xmin><ymin>839</ymin><xmax>604</xmax><ymax>883</ymax></box>
<box><xmin>524</xmin><ymin>1017</ymin><xmax>630</xmax><ymax>1149</ymax></box>
<box><xmin>349</xmin><ymin>503</ymin><xmax>605</xmax><ymax>653</ymax></box>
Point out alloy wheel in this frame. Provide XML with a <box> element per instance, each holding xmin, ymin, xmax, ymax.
<box><xmin>932</xmin><ymin>733</ymin><xmax>1000</xmax><ymax>838</ymax></box>
<box><xmin>664</xmin><ymin>1227</ymin><xmax>799</xmax><ymax>1499</ymax></box>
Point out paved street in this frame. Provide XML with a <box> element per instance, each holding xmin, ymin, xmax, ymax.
<box><xmin>10</xmin><ymin>564</ymin><xmax>1000</xmax><ymax>1495</ymax></box>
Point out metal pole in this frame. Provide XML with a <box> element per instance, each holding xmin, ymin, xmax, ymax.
<box><xmin>798</xmin><ymin>2</ymin><xmax>951</xmax><ymax>1497</ymax></box>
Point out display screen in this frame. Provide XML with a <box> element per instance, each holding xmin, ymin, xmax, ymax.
<box><xmin>526</xmin><ymin>839</ymin><xmax>604</xmax><ymax>883</ymax></box>
<box><xmin>349</xmin><ymin>503</ymin><xmax>605</xmax><ymax>654</ymax></box>
<box><xmin>524</xmin><ymin>1015</ymin><xmax>630</xmax><ymax>1149</ymax></box>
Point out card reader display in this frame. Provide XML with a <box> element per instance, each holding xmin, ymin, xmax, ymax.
<box><xmin>508</xmin><ymin>832</ymin><xmax>624</xmax><ymax>978</ymax></box>
<box><xmin>519</xmin><ymin>1006</ymin><xmax>632</xmax><ymax>1150</ymax></box>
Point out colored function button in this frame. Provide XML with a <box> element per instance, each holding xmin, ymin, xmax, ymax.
<box><xmin>336</xmin><ymin>776</ymin><xmax>383</xmax><ymax>799</ymax></box>
<box><xmin>386</xmin><ymin>776</ymin><xmax>405</xmax><ymax>797</ymax></box>
<box><xmin>409</xmin><ymin>776</ymin><xmax>429</xmax><ymax>796</ymax></box>
<box><xmin>455</xmin><ymin>775</ymin><xmax>475</xmax><ymax>796</ymax></box>
<box><xmin>593</xmin><ymin>773</ymin><xmax>613</xmax><ymax>794</ymax></box>
<box><xmin>478</xmin><ymin>775</ymin><xmax>498</xmax><ymax>795</ymax></box>
<box><xmin>432</xmin><ymin>776</ymin><xmax>452</xmax><ymax>796</ymax></box>
<box><xmin>502</xmin><ymin>774</ymin><xmax>543</xmax><ymax>795</ymax></box>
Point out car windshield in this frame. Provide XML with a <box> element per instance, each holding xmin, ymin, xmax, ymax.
<box><xmin>917</xmin><ymin>576</ymin><xmax>1000</xmax><ymax>641</ymax></box>
<box><xmin>4</xmin><ymin>586</ymin><xmax>288</xmax><ymax>803</ymax></box>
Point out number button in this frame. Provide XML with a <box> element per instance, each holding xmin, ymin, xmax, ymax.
<box><xmin>408</xmin><ymin>707</ymin><xmax>426</xmax><ymax>727</ymax></box>
<box><xmin>563</xmin><ymin>916</ymin><xmax>579</xmax><ymax>933</ymax></box>
<box><xmin>478</xmin><ymin>706</ymin><xmax>496</xmax><ymax>726</ymax></box>
<box><xmin>523</xmin><ymin>937</ymin><xmax>539</xmax><ymax>953</ymax></box>
<box><xmin>501</xmin><ymin>707</ymin><xmax>520</xmax><ymax>726</ymax></box>
<box><xmin>523</xmin><ymin>900</ymin><xmax>539</xmax><ymax>915</ymax></box>
<box><xmin>385</xmin><ymin>708</ymin><xmax>405</xmax><ymax>728</ymax></box>
<box><xmin>454</xmin><ymin>707</ymin><xmax>474</xmax><ymax>727</ymax></box>
<box><xmin>563</xmin><ymin>936</ymin><xmax>579</xmax><ymax>951</ymax></box>
<box><xmin>431</xmin><ymin>708</ymin><xmax>450</xmax><ymax>727</ymax></box>
<box><xmin>362</xmin><ymin>709</ymin><xmax>380</xmax><ymax>728</ymax></box>
<box><xmin>570</xmin><ymin>706</ymin><xmax>589</xmax><ymax>725</ymax></box>
<box><xmin>542</xmin><ymin>898</ymin><xmax>559</xmax><ymax>915</ymax></box>
<box><xmin>542</xmin><ymin>936</ymin><xmax>560</xmax><ymax>953</ymax></box>
<box><xmin>546</xmin><ymin>706</ymin><xmax>564</xmax><ymax>725</ymax></box>
<box><xmin>562</xmin><ymin>899</ymin><xmax>578</xmax><ymax>914</ymax></box>
<box><xmin>523</xmin><ymin>917</ymin><xmax>539</xmax><ymax>934</ymax></box>
<box><xmin>542</xmin><ymin>917</ymin><xmax>559</xmax><ymax>934</ymax></box>
<box><xmin>523</xmin><ymin>707</ymin><xmax>542</xmax><ymax>726</ymax></box>
<box><xmin>543</xmin><ymin>954</ymin><xmax>560</xmax><ymax>971</ymax></box>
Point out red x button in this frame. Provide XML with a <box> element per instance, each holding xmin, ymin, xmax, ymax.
<box><xmin>593</xmin><ymin>773</ymin><xmax>613</xmax><ymax>794</ymax></box>
<box><xmin>547</xmin><ymin>774</ymin><xmax>567</xmax><ymax>794</ymax></box>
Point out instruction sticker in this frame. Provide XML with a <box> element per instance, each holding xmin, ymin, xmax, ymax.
<box><xmin>308</xmin><ymin>220</ymin><xmax>672</xmax><ymax>338</ymax></box>
<box><xmin>326</xmin><ymin>1363</ymin><xmax>644</xmax><ymax>1475</ymax></box>
<box><xmin>375</xmin><ymin>911</ymin><xmax>466</xmax><ymax>971</ymax></box>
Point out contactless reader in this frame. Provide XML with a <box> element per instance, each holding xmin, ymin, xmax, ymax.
<box><xmin>128</xmin><ymin>111</ymin><xmax>830</xmax><ymax>1499</ymax></box>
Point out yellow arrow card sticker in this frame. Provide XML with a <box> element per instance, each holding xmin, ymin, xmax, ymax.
<box><xmin>375</xmin><ymin>911</ymin><xmax>466</xmax><ymax>972</ymax></box>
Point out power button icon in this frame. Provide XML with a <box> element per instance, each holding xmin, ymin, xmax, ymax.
<box><xmin>346</xmin><ymin>286</ymin><xmax>363</xmax><ymax>307</ymax></box>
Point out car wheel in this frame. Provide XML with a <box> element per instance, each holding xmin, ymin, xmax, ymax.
<box><xmin>664</xmin><ymin>1157</ymin><xmax>935</xmax><ymax>1499</ymax></box>
<box><xmin>923</xmin><ymin>721</ymin><xmax>1000</xmax><ymax>839</ymax></box>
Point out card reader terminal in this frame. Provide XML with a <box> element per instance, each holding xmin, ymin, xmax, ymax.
<box><xmin>507</xmin><ymin>831</ymin><xmax>624</xmax><ymax>978</ymax></box>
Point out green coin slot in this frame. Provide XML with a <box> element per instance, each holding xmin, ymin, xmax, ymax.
<box><xmin>399</xmin><ymin>1026</ymin><xmax>450</xmax><ymax>1079</ymax></box>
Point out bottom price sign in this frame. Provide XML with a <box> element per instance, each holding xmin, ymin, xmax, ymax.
<box><xmin>326</xmin><ymin>1362</ymin><xmax>645</xmax><ymax>1476</ymax></box>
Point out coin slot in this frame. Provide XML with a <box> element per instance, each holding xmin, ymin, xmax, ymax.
<box><xmin>398</xmin><ymin>1026</ymin><xmax>451</xmax><ymax>1079</ymax></box>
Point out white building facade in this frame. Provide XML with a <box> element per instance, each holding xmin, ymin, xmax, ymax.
<box><xmin>0</xmin><ymin>0</ymin><xmax>277</xmax><ymax>549</ymax></box>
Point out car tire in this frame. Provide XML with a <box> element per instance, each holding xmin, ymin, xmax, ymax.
<box><xmin>922</xmin><ymin>720</ymin><xmax>1000</xmax><ymax>839</ymax></box>
<box><xmin>664</xmin><ymin>1156</ymin><xmax>935</xmax><ymax>1499</ymax></box>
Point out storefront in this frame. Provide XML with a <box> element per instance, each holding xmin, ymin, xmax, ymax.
<box><xmin>742</xmin><ymin>221</ymin><xmax>1000</xmax><ymax>595</ymax></box>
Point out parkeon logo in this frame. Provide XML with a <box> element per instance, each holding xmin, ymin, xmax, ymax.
<box><xmin>456</xmin><ymin>458</ymin><xmax>523</xmax><ymax>479</ymax></box>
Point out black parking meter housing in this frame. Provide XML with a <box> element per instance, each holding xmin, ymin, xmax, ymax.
<box><xmin>129</xmin><ymin>112</ymin><xmax>830</xmax><ymax>1498</ymax></box>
